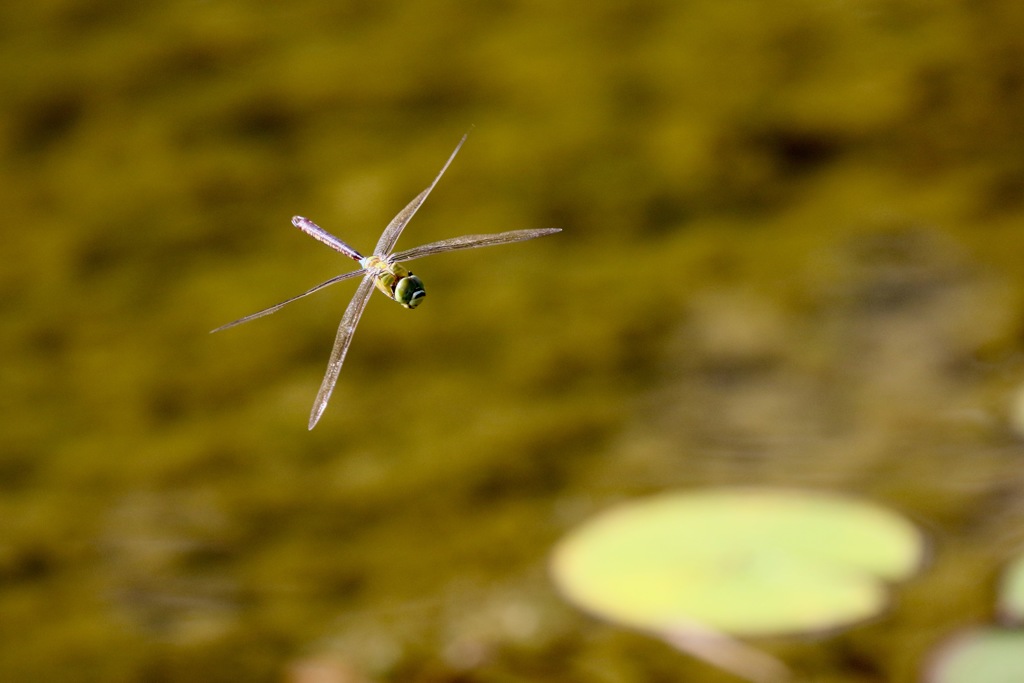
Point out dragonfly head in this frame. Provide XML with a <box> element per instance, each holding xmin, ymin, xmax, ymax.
<box><xmin>395</xmin><ymin>274</ymin><xmax>426</xmax><ymax>309</ymax></box>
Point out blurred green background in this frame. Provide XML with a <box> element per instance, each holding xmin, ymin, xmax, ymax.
<box><xmin>4</xmin><ymin>1</ymin><xmax>1024</xmax><ymax>681</ymax></box>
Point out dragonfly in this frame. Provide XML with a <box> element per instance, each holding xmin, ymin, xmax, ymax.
<box><xmin>213</xmin><ymin>134</ymin><xmax>561</xmax><ymax>429</ymax></box>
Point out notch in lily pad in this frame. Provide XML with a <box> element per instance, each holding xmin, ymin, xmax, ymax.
<box><xmin>550</xmin><ymin>488</ymin><xmax>926</xmax><ymax>682</ymax></box>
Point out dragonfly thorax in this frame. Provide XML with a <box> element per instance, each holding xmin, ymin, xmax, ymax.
<box><xmin>362</xmin><ymin>255</ymin><xmax>426</xmax><ymax>309</ymax></box>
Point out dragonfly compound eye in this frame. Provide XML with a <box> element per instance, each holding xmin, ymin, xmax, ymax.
<box><xmin>395</xmin><ymin>275</ymin><xmax>426</xmax><ymax>309</ymax></box>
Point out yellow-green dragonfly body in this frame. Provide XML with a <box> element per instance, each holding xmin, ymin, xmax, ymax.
<box><xmin>213</xmin><ymin>134</ymin><xmax>560</xmax><ymax>428</ymax></box>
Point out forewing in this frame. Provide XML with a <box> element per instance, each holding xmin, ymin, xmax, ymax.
<box><xmin>211</xmin><ymin>269</ymin><xmax>367</xmax><ymax>333</ymax></box>
<box><xmin>373</xmin><ymin>133</ymin><xmax>468</xmax><ymax>257</ymax></box>
<box><xmin>308</xmin><ymin>274</ymin><xmax>376</xmax><ymax>429</ymax></box>
<box><xmin>390</xmin><ymin>228</ymin><xmax>561</xmax><ymax>263</ymax></box>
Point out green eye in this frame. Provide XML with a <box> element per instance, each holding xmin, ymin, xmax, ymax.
<box><xmin>395</xmin><ymin>275</ymin><xmax>426</xmax><ymax>309</ymax></box>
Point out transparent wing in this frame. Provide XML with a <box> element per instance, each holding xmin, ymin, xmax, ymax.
<box><xmin>373</xmin><ymin>133</ymin><xmax>468</xmax><ymax>257</ymax></box>
<box><xmin>390</xmin><ymin>228</ymin><xmax>561</xmax><ymax>263</ymax></box>
<box><xmin>210</xmin><ymin>268</ymin><xmax>366</xmax><ymax>333</ymax></box>
<box><xmin>293</xmin><ymin>216</ymin><xmax>364</xmax><ymax>262</ymax></box>
<box><xmin>308</xmin><ymin>274</ymin><xmax>376</xmax><ymax>430</ymax></box>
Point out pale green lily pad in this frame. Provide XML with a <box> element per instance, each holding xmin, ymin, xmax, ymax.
<box><xmin>550</xmin><ymin>488</ymin><xmax>925</xmax><ymax>637</ymax></box>
<box><xmin>926</xmin><ymin>628</ymin><xmax>1024</xmax><ymax>683</ymax></box>
<box><xmin>998</xmin><ymin>554</ymin><xmax>1024</xmax><ymax>624</ymax></box>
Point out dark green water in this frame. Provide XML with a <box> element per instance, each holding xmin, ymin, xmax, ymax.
<box><xmin>4</xmin><ymin>1</ymin><xmax>1024</xmax><ymax>681</ymax></box>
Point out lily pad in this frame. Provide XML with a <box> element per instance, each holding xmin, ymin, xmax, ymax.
<box><xmin>925</xmin><ymin>628</ymin><xmax>1024</xmax><ymax>683</ymax></box>
<box><xmin>550</xmin><ymin>488</ymin><xmax>925</xmax><ymax>637</ymax></box>
<box><xmin>998</xmin><ymin>554</ymin><xmax>1024</xmax><ymax>624</ymax></box>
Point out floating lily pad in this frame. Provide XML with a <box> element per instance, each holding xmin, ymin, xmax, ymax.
<box><xmin>550</xmin><ymin>488</ymin><xmax>925</xmax><ymax>637</ymax></box>
<box><xmin>998</xmin><ymin>554</ymin><xmax>1024</xmax><ymax>624</ymax></box>
<box><xmin>925</xmin><ymin>628</ymin><xmax>1024</xmax><ymax>683</ymax></box>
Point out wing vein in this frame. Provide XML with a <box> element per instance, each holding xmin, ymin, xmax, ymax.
<box><xmin>308</xmin><ymin>274</ymin><xmax>376</xmax><ymax>429</ymax></box>
<box><xmin>211</xmin><ymin>269</ymin><xmax>366</xmax><ymax>333</ymax></box>
<box><xmin>391</xmin><ymin>228</ymin><xmax>561</xmax><ymax>263</ymax></box>
<box><xmin>373</xmin><ymin>133</ymin><xmax>469</xmax><ymax>256</ymax></box>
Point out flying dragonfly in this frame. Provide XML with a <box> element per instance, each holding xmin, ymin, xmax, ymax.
<box><xmin>212</xmin><ymin>134</ymin><xmax>561</xmax><ymax>429</ymax></box>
